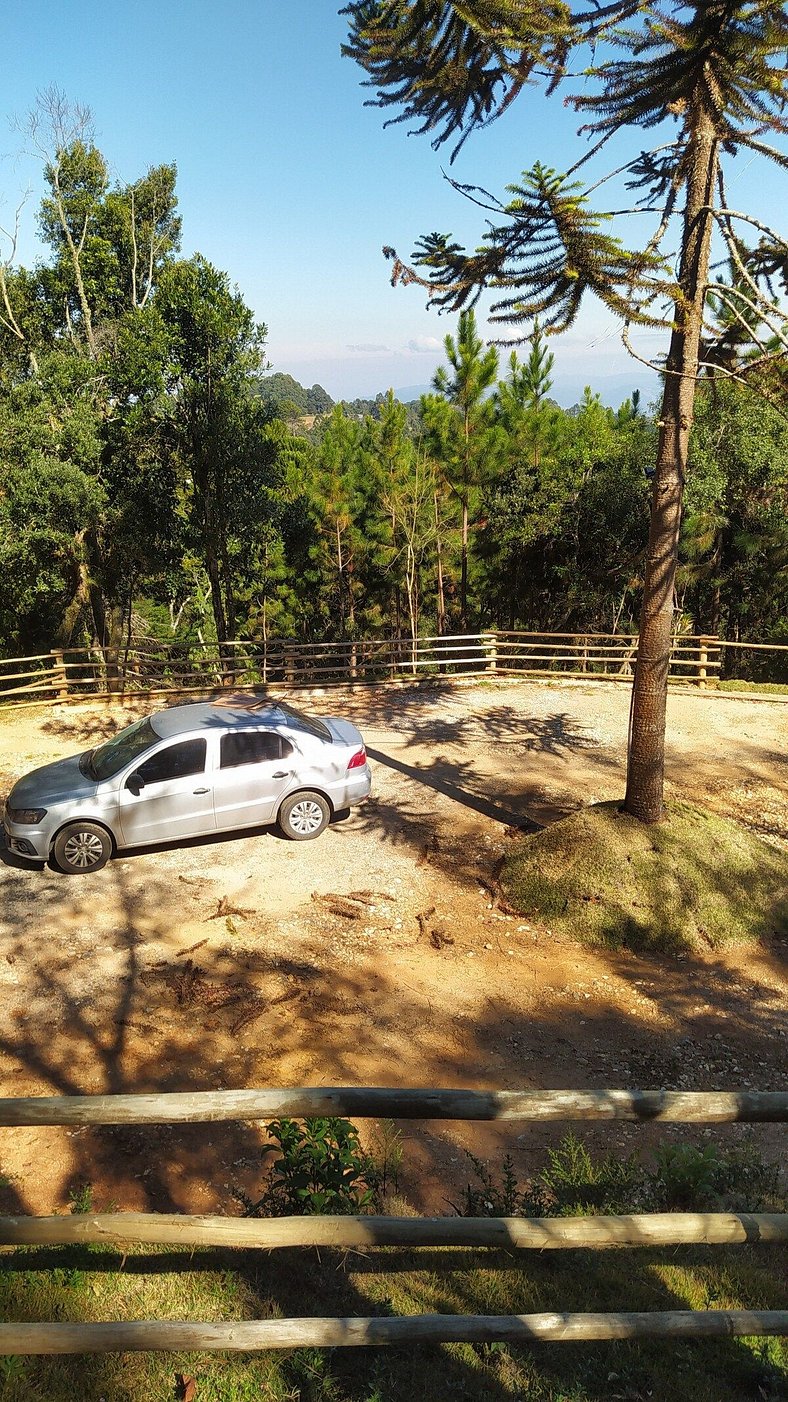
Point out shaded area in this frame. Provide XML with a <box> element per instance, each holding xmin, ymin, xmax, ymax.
<box><xmin>0</xmin><ymin>679</ymin><xmax>785</xmax><ymax>1396</ymax></box>
<box><xmin>366</xmin><ymin>746</ymin><xmax>541</xmax><ymax>832</ymax></box>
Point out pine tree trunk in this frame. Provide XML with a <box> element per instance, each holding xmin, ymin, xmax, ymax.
<box><xmin>624</xmin><ymin>102</ymin><xmax>719</xmax><ymax>822</ymax></box>
<box><xmin>434</xmin><ymin>490</ymin><xmax>446</xmax><ymax>636</ymax></box>
<box><xmin>460</xmin><ymin>496</ymin><xmax>469</xmax><ymax>632</ymax></box>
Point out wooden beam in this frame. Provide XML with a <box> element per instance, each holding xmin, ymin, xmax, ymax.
<box><xmin>1</xmin><ymin>1211</ymin><xmax>785</xmax><ymax>1251</ymax></box>
<box><xmin>0</xmin><ymin>1088</ymin><xmax>785</xmax><ymax>1127</ymax></box>
<box><xmin>0</xmin><ymin>1311</ymin><xmax>785</xmax><ymax>1355</ymax></box>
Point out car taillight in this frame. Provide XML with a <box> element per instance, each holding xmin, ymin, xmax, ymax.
<box><xmin>347</xmin><ymin>748</ymin><xmax>367</xmax><ymax>770</ymax></box>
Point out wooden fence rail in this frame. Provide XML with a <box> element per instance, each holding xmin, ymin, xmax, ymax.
<box><xmin>1</xmin><ymin>1086</ymin><xmax>786</xmax><ymax>1125</ymax></box>
<box><xmin>4</xmin><ymin>629</ymin><xmax>785</xmax><ymax>706</ymax></box>
<box><xmin>2</xmin><ymin>1210</ymin><xmax>786</xmax><ymax>1251</ymax></box>
<box><xmin>1</xmin><ymin>1084</ymin><xmax>785</xmax><ymax>1356</ymax></box>
<box><xmin>1</xmin><ymin>1311</ymin><xmax>786</xmax><ymax>1356</ymax></box>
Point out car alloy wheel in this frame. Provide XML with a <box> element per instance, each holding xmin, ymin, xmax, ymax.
<box><xmin>278</xmin><ymin>790</ymin><xmax>330</xmax><ymax>841</ymax></box>
<box><xmin>53</xmin><ymin>821</ymin><xmax>113</xmax><ymax>874</ymax></box>
<box><xmin>289</xmin><ymin>799</ymin><xmax>325</xmax><ymax>835</ymax></box>
<box><xmin>63</xmin><ymin>831</ymin><xmax>106</xmax><ymax>867</ymax></box>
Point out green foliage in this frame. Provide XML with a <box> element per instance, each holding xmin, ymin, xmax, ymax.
<box><xmin>683</xmin><ymin>378</ymin><xmax>788</xmax><ymax>657</ymax></box>
<box><xmin>457</xmin><ymin>1137</ymin><xmax>643</xmax><ymax>1218</ymax></box>
<box><xmin>345</xmin><ymin>2</ymin><xmax>788</xmax><ymax>339</ymax></box>
<box><xmin>460</xmin><ymin>1134</ymin><xmax>784</xmax><ymax>1219</ymax></box>
<box><xmin>67</xmin><ymin>1181</ymin><xmax>94</xmax><ymax>1215</ymax></box>
<box><xmin>257</xmin><ymin>372</ymin><xmax>334</xmax><ymax>418</ymax></box>
<box><xmin>1</xmin><ymin>99</ymin><xmax>786</xmax><ymax>670</ymax></box>
<box><xmin>240</xmin><ymin>1117</ymin><xmax>379</xmax><ymax>1217</ymax></box>
<box><xmin>651</xmin><ymin>1143</ymin><xmax>781</xmax><ymax>1212</ymax></box>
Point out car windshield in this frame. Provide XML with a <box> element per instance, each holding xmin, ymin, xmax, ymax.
<box><xmin>86</xmin><ymin>717</ymin><xmax>161</xmax><ymax>780</ymax></box>
<box><xmin>276</xmin><ymin>701</ymin><xmax>331</xmax><ymax>741</ymax></box>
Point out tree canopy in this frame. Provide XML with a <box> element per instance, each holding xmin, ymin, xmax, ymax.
<box><xmin>343</xmin><ymin>0</ymin><xmax>788</xmax><ymax>820</ymax></box>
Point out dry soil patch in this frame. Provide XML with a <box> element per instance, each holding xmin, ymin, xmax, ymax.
<box><xmin>0</xmin><ymin>678</ymin><xmax>785</xmax><ymax>1214</ymax></box>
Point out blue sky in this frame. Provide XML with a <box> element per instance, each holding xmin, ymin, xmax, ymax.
<box><xmin>2</xmin><ymin>2</ymin><xmax>784</xmax><ymax>404</ymax></box>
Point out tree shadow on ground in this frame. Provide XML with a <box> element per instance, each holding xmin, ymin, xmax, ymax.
<box><xmin>0</xmin><ymin>682</ymin><xmax>785</xmax><ymax>1395</ymax></box>
<box><xmin>0</xmin><ymin>848</ymin><xmax>785</xmax><ymax>1397</ymax></box>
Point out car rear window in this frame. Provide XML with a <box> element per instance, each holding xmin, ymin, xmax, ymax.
<box><xmin>275</xmin><ymin>701</ymin><xmax>331</xmax><ymax>741</ymax></box>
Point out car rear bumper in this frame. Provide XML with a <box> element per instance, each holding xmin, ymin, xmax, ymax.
<box><xmin>325</xmin><ymin>765</ymin><xmax>372</xmax><ymax>810</ymax></box>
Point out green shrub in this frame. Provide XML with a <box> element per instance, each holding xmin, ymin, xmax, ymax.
<box><xmin>237</xmin><ymin>1117</ymin><xmax>379</xmax><ymax>1217</ymax></box>
<box><xmin>457</xmin><ymin>1135</ymin><xmax>783</xmax><ymax>1218</ymax></box>
<box><xmin>651</xmin><ymin>1142</ymin><xmax>782</xmax><ymax>1211</ymax></box>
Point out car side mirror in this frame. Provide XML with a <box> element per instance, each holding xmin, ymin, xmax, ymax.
<box><xmin>125</xmin><ymin>772</ymin><xmax>144</xmax><ymax>796</ymax></box>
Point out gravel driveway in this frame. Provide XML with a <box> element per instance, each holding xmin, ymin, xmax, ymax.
<box><xmin>0</xmin><ymin>677</ymin><xmax>785</xmax><ymax>1214</ymax></box>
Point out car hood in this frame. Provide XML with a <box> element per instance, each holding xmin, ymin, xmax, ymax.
<box><xmin>8</xmin><ymin>753</ymin><xmax>98</xmax><ymax>808</ymax></box>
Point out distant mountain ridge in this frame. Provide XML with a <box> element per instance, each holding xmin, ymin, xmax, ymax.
<box><xmin>258</xmin><ymin>374</ymin><xmax>425</xmax><ymax>419</ymax></box>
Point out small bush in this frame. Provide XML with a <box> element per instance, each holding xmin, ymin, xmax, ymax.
<box><xmin>457</xmin><ymin>1135</ymin><xmax>783</xmax><ymax>1218</ymax></box>
<box><xmin>651</xmin><ymin>1142</ymin><xmax>782</xmax><ymax>1211</ymax></box>
<box><xmin>236</xmin><ymin>1116</ymin><xmax>380</xmax><ymax>1217</ymax></box>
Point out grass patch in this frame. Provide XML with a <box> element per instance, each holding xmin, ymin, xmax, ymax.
<box><xmin>0</xmin><ymin>1134</ymin><xmax>784</xmax><ymax>1401</ymax></box>
<box><xmin>500</xmin><ymin>800</ymin><xmax>788</xmax><ymax>953</ymax></box>
<box><xmin>0</xmin><ymin>1238</ymin><xmax>784</xmax><ymax>1401</ymax></box>
<box><xmin>716</xmin><ymin>679</ymin><xmax>788</xmax><ymax>695</ymax></box>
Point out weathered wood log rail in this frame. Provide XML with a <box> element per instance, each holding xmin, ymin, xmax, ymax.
<box><xmin>4</xmin><ymin>630</ymin><xmax>785</xmax><ymax>706</ymax></box>
<box><xmin>3</xmin><ymin>1209</ymin><xmax>786</xmax><ymax>1251</ymax></box>
<box><xmin>0</xmin><ymin>1085</ymin><xmax>786</xmax><ymax>1355</ymax></box>
<box><xmin>0</xmin><ymin>1086</ymin><xmax>786</xmax><ymax>1125</ymax></box>
<box><xmin>1</xmin><ymin>1311</ymin><xmax>786</xmax><ymax>1355</ymax></box>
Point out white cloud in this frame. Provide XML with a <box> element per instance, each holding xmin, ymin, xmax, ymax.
<box><xmin>406</xmin><ymin>335</ymin><xmax>442</xmax><ymax>354</ymax></box>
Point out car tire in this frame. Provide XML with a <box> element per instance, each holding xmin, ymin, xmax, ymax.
<box><xmin>278</xmin><ymin>791</ymin><xmax>330</xmax><ymax>841</ymax></box>
<box><xmin>52</xmin><ymin>822</ymin><xmax>113</xmax><ymax>874</ymax></box>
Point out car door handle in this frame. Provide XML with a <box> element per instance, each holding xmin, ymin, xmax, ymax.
<box><xmin>193</xmin><ymin>787</ymin><xmax>210</xmax><ymax>794</ymax></box>
<box><xmin>272</xmin><ymin>771</ymin><xmax>288</xmax><ymax>778</ymax></box>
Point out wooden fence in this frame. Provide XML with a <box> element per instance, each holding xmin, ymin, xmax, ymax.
<box><xmin>4</xmin><ymin>630</ymin><xmax>784</xmax><ymax>706</ymax></box>
<box><xmin>0</xmin><ymin>1085</ymin><xmax>786</xmax><ymax>1355</ymax></box>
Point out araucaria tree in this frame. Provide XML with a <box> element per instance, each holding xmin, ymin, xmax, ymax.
<box><xmin>343</xmin><ymin>2</ymin><xmax>788</xmax><ymax>822</ymax></box>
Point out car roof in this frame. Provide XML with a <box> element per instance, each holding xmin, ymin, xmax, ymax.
<box><xmin>150</xmin><ymin>701</ymin><xmax>287</xmax><ymax>740</ymax></box>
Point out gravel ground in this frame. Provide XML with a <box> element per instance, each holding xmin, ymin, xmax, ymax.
<box><xmin>0</xmin><ymin>676</ymin><xmax>785</xmax><ymax>1215</ymax></box>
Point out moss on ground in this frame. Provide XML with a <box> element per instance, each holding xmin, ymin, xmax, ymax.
<box><xmin>500</xmin><ymin>800</ymin><xmax>788</xmax><ymax>954</ymax></box>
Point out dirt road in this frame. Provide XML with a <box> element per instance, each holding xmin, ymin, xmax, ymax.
<box><xmin>0</xmin><ymin>678</ymin><xmax>785</xmax><ymax>1214</ymax></box>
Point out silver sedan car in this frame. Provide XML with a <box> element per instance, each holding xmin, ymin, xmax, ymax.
<box><xmin>3</xmin><ymin>699</ymin><xmax>372</xmax><ymax>874</ymax></box>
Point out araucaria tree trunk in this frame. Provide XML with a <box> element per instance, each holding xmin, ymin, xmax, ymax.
<box><xmin>625</xmin><ymin>101</ymin><xmax>719</xmax><ymax>823</ymax></box>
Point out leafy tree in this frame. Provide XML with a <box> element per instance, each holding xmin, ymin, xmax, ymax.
<box><xmin>307</xmin><ymin>404</ymin><xmax>368</xmax><ymax>637</ymax></box>
<box><xmin>344</xmin><ymin>0</ymin><xmax>788</xmax><ymax>821</ymax></box>
<box><xmin>155</xmin><ymin>255</ymin><xmax>275</xmax><ymax>653</ymax></box>
<box><xmin>682</xmin><ymin>377</ymin><xmax>788</xmax><ymax>659</ymax></box>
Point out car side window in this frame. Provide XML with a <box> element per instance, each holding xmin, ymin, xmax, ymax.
<box><xmin>137</xmin><ymin>738</ymin><xmax>207</xmax><ymax>784</ymax></box>
<box><xmin>220</xmin><ymin>731</ymin><xmax>286</xmax><ymax>768</ymax></box>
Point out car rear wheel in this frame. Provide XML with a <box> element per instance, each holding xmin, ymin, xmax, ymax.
<box><xmin>278</xmin><ymin>791</ymin><xmax>330</xmax><ymax>841</ymax></box>
<box><xmin>53</xmin><ymin>822</ymin><xmax>113</xmax><ymax>874</ymax></box>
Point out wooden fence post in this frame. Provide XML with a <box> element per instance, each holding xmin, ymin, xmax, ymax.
<box><xmin>698</xmin><ymin>636</ymin><xmax>711</xmax><ymax>688</ymax></box>
<box><xmin>483</xmin><ymin>633</ymin><xmax>498</xmax><ymax>673</ymax></box>
<box><xmin>49</xmin><ymin>650</ymin><xmax>68</xmax><ymax>699</ymax></box>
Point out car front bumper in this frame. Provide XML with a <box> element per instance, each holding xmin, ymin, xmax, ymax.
<box><xmin>2</xmin><ymin>821</ymin><xmax>49</xmax><ymax>861</ymax></box>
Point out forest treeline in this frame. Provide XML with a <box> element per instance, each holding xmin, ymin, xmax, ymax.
<box><xmin>1</xmin><ymin>125</ymin><xmax>786</xmax><ymax>663</ymax></box>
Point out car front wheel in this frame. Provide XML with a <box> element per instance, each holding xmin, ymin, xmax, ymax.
<box><xmin>53</xmin><ymin>822</ymin><xmax>113</xmax><ymax>874</ymax></box>
<box><xmin>278</xmin><ymin>791</ymin><xmax>330</xmax><ymax>841</ymax></box>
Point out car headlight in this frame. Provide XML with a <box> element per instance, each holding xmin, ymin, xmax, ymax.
<box><xmin>7</xmin><ymin>807</ymin><xmax>47</xmax><ymax>824</ymax></box>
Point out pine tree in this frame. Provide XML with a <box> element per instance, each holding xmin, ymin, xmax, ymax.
<box><xmin>421</xmin><ymin>309</ymin><xmax>499</xmax><ymax>629</ymax></box>
<box><xmin>344</xmin><ymin>0</ymin><xmax>788</xmax><ymax>821</ymax></box>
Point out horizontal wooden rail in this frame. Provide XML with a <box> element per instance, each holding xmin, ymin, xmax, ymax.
<box><xmin>1</xmin><ymin>630</ymin><xmax>783</xmax><ymax>707</ymax></box>
<box><xmin>0</xmin><ymin>1311</ymin><xmax>785</xmax><ymax>1354</ymax></box>
<box><xmin>0</xmin><ymin>1087</ymin><xmax>785</xmax><ymax>1127</ymax></box>
<box><xmin>2</xmin><ymin>1211</ymin><xmax>785</xmax><ymax>1252</ymax></box>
